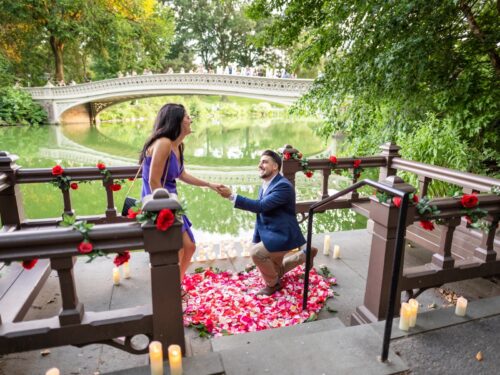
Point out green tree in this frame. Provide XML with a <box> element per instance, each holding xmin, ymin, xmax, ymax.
<box><xmin>248</xmin><ymin>0</ymin><xmax>500</xmax><ymax>176</ymax></box>
<box><xmin>0</xmin><ymin>0</ymin><xmax>175</xmax><ymax>84</ymax></box>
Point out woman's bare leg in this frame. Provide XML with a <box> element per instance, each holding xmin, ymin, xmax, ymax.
<box><xmin>179</xmin><ymin>231</ymin><xmax>196</xmax><ymax>280</ymax></box>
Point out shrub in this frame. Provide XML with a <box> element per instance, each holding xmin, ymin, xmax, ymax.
<box><xmin>0</xmin><ymin>87</ymin><xmax>48</xmax><ymax>126</ymax></box>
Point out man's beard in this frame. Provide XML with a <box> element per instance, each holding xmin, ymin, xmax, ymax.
<box><xmin>259</xmin><ymin>169</ymin><xmax>272</xmax><ymax>179</ymax></box>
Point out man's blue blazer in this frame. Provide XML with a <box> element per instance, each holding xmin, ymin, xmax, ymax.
<box><xmin>235</xmin><ymin>174</ymin><xmax>306</xmax><ymax>252</ymax></box>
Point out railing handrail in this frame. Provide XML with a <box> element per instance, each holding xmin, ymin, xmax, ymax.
<box><xmin>392</xmin><ymin>157</ymin><xmax>500</xmax><ymax>192</ymax></box>
<box><xmin>302</xmin><ymin>178</ymin><xmax>410</xmax><ymax>363</ymax></box>
<box><xmin>0</xmin><ymin>221</ymin><xmax>150</xmax><ymax>261</ymax></box>
<box><xmin>14</xmin><ymin>165</ymin><xmax>140</xmax><ymax>184</ymax></box>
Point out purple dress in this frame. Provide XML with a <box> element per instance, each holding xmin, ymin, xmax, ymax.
<box><xmin>141</xmin><ymin>151</ymin><xmax>195</xmax><ymax>243</ymax></box>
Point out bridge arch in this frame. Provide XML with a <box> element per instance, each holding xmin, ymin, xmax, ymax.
<box><xmin>24</xmin><ymin>74</ymin><xmax>314</xmax><ymax>124</ymax></box>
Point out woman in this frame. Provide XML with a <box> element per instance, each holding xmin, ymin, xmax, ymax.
<box><xmin>140</xmin><ymin>103</ymin><xmax>223</xmax><ymax>280</ymax></box>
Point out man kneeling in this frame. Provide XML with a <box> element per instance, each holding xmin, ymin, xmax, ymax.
<box><xmin>219</xmin><ymin>150</ymin><xmax>317</xmax><ymax>295</ymax></box>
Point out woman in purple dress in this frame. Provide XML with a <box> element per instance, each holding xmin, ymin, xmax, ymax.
<box><xmin>139</xmin><ymin>103</ymin><xmax>223</xmax><ymax>280</ymax></box>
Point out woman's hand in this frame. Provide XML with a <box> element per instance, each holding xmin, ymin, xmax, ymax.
<box><xmin>208</xmin><ymin>183</ymin><xmax>232</xmax><ymax>197</ymax></box>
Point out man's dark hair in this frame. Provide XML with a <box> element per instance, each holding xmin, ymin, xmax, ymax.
<box><xmin>262</xmin><ymin>150</ymin><xmax>282</xmax><ymax>170</ymax></box>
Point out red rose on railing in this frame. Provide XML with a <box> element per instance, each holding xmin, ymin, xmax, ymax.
<box><xmin>78</xmin><ymin>241</ymin><xmax>93</xmax><ymax>254</ymax></box>
<box><xmin>70</xmin><ymin>182</ymin><xmax>79</xmax><ymax>190</ymax></box>
<box><xmin>353</xmin><ymin>159</ymin><xmax>362</xmax><ymax>168</ymax></box>
<box><xmin>283</xmin><ymin>152</ymin><xmax>291</xmax><ymax>160</ymax></box>
<box><xmin>412</xmin><ymin>195</ymin><xmax>419</xmax><ymax>203</ymax></box>
<box><xmin>111</xmin><ymin>183</ymin><xmax>122</xmax><ymax>191</ymax></box>
<box><xmin>156</xmin><ymin>209</ymin><xmax>175</xmax><ymax>231</ymax></box>
<box><xmin>96</xmin><ymin>162</ymin><xmax>106</xmax><ymax>170</ymax></box>
<box><xmin>393</xmin><ymin>197</ymin><xmax>402</xmax><ymax>208</ymax></box>
<box><xmin>127</xmin><ymin>208</ymin><xmax>141</xmax><ymax>219</ymax></box>
<box><xmin>22</xmin><ymin>259</ymin><xmax>38</xmax><ymax>270</ymax></box>
<box><xmin>329</xmin><ymin>156</ymin><xmax>337</xmax><ymax>164</ymax></box>
<box><xmin>304</xmin><ymin>170</ymin><xmax>313</xmax><ymax>178</ymax></box>
<box><xmin>52</xmin><ymin>165</ymin><xmax>64</xmax><ymax>176</ymax></box>
<box><xmin>419</xmin><ymin>220</ymin><xmax>435</xmax><ymax>231</ymax></box>
<box><xmin>460</xmin><ymin>194</ymin><xmax>478</xmax><ymax>208</ymax></box>
<box><xmin>113</xmin><ymin>251</ymin><xmax>130</xmax><ymax>267</ymax></box>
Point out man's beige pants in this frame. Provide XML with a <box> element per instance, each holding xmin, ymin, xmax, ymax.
<box><xmin>251</xmin><ymin>242</ymin><xmax>306</xmax><ymax>287</ymax></box>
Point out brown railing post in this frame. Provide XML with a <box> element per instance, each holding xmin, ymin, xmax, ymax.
<box><xmin>378</xmin><ymin>142</ymin><xmax>401</xmax><ymax>181</ymax></box>
<box><xmin>351</xmin><ymin>176</ymin><xmax>415</xmax><ymax>325</ymax></box>
<box><xmin>0</xmin><ymin>151</ymin><xmax>25</xmax><ymax>228</ymax></box>
<box><xmin>51</xmin><ymin>256</ymin><xmax>84</xmax><ymax>325</ymax></box>
<box><xmin>432</xmin><ymin>217</ymin><xmax>461</xmax><ymax>269</ymax></box>
<box><xmin>418</xmin><ymin>175</ymin><xmax>431</xmax><ymax>198</ymax></box>
<box><xmin>103</xmin><ymin>180</ymin><xmax>118</xmax><ymax>221</ymax></box>
<box><xmin>321</xmin><ymin>169</ymin><xmax>331</xmax><ymax>199</ymax></box>
<box><xmin>474</xmin><ymin>215</ymin><xmax>499</xmax><ymax>262</ymax></box>
<box><xmin>279</xmin><ymin>144</ymin><xmax>301</xmax><ymax>189</ymax></box>
<box><xmin>142</xmin><ymin>190</ymin><xmax>185</xmax><ymax>354</ymax></box>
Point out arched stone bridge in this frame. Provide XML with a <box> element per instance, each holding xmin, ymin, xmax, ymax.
<box><xmin>23</xmin><ymin>74</ymin><xmax>314</xmax><ymax>124</ymax></box>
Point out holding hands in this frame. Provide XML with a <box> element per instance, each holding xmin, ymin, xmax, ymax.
<box><xmin>207</xmin><ymin>183</ymin><xmax>233</xmax><ymax>198</ymax></box>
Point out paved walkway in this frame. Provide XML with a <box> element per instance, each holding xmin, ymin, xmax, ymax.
<box><xmin>1</xmin><ymin>230</ymin><xmax>500</xmax><ymax>374</ymax></box>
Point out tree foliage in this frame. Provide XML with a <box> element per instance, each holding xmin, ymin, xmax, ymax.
<box><xmin>0</xmin><ymin>0</ymin><xmax>175</xmax><ymax>84</ymax></box>
<box><xmin>248</xmin><ymin>0</ymin><xmax>500</xmax><ymax>176</ymax></box>
<box><xmin>0</xmin><ymin>88</ymin><xmax>48</xmax><ymax>126</ymax></box>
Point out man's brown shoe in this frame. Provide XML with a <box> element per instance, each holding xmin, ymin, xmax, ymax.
<box><xmin>256</xmin><ymin>282</ymin><xmax>282</xmax><ymax>296</ymax></box>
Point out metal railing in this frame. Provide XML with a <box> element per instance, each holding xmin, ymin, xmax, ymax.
<box><xmin>302</xmin><ymin>179</ymin><xmax>410</xmax><ymax>362</ymax></box>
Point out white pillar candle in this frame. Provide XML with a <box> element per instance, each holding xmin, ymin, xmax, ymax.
<box><xmin>333</xmin><ymin>245</ymin><xmax>341</xmax><ymax>259</ymax></box>
<box><xmin>455</xmin><ymin>296</ymin><xmax>468</xmax><ymax>316</ymax></box>
<box><xmin>399</xmin><ymin>302</ymin><xmax>411</xmax><ymax>331</ymax></box>
<box><xmin>45</xmin><ymin>368</ymin><xmax>60</xmax><ymax>375</ymax></box>
<box><xmin>123</xmin><ymin>261</ymin><xmax>131</xmax><ymax>279</ymax></box>
<box><xmin>149</xmin><ymin>341</ymin><xmax>163</xmax><ymax>375</ymax></box>
<box><xmin>408</xmin><ymin>299</ymin><xmax>419</xmax><ymax>327</ymax></box>
<box><xmin>112</xmin><ymin>267</ymin><xmax>120</xmax><ymax>286</ymax></box>
<box><xmin>323</xmin><ymin>235</ymin><xmax>331</xmax><ymax>255</ymax></box>
<box><xmin>168</xmin><ymin>344</ymin><xmax>183</xmax><ymax>375</ymax></box>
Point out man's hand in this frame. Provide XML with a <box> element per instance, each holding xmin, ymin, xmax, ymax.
<box><xmin>218</xmin><ymin>185</ymin><xmax>233</xmax><ymax>198</ymax></box>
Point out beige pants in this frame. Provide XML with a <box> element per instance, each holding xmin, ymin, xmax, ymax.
<box><xmin>251</xmin><ymin>242</ymin><xmax>306</xmax><ymax>287</ymax></box>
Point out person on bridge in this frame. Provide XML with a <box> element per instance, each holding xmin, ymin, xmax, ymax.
<box><xmin>217</xmin><ymin>150</ymin><xmax>318</xmax><ymax>296</ymax></box>
<box><xmin>139</xmin><ymin>103</ymin><xmax>225</xmax><ymax>280</ymax></box>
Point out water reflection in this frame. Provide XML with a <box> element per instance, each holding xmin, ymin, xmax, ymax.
<box><xmin>1</xmin><ymin>116</ymin><xmax>367</xmax><ymax>236</ymax></box>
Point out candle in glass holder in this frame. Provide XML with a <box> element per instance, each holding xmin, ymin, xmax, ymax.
<box><xmin>45</xmin><ymin>368</ymin><xmax>60</xmax><ymax>375</ymax></box>
<box><xmin>408</xmin><ymin>299</ymin><xmax>419</xmax><ymax>327</ymax></box>
<box><xmin>399</xmin><ymin>302</ymin><xmax>411</xmax><ymax>331</ymax></box>
<box><xmin>123</xmin><ymin>261</ymin><xmax>131</xmax><ymax>279</ymax></box>
<box><xmin>333</xmin><ymin>245</ymin><xmax>341</xmax><ymax>259</ymax></box>
<box><xmin>168</xmin><ymin>344</ymin><xmax>183</xmax><ymax>375</ymax></box>
<box><xmin>112</xmin><ymin>267</ymin><xmax>120</xmax><ymax>286</ymax></box>
<box><xmin>149</xmin><ymin>341</ymin><xmax>163</xmax><ymax>375</ymax></box>
<box><xmin>455</xmin><ymin>296</ymin><xmax>468</xmax><ymax>316</ymax></box>
<box><xmin>323</xmin><ymin>235</ymin><xmax>331</xmax><ymax>255</ymax></box>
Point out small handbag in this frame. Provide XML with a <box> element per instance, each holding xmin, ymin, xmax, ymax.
<box><xmin>121</xmin><ymin>155</ymin><xmax>170</xmax><ymax>217</ymax></box>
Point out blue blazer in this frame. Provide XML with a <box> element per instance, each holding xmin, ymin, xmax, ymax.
<box><xmin>235</xmin><ymin>174</ymin><xmax>306</xmax><ymax>252</ymax></box>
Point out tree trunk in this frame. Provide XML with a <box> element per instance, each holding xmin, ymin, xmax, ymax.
<box><xmin>459</xmin><ymin>1</ymin><xmax>500</xmax><ymax>76</ymax></box>
<box><xmin>50</xmin><ymin>35</ymin><xmax>65</xmax><ymax>82</ymax></box>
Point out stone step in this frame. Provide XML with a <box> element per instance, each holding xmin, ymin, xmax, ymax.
<box><xmin>211</xmin><ymin>317</ymin><xmax>346</xmax><ymax>352</ymax></box>
<box><xmin>217</xmin><ymin>323</ymin><xmax>408</xmax><ymax>375</ymax></box>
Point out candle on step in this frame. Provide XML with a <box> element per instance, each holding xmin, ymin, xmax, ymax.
<box><xmin>333</xmin><ymin>245</ymin><xmax>341</xmax><ymax>259</ymax></box>
<box><xmin>45</xmin><ymin>368</ymin><xmax>60</xmax><ymax>375</ymax></box>
<box><xmin>323</xmin><ymin>235</ymin><xmax>331</xmax><ymax>255</ymax></box>
<box><xmin>112</xmin><ymin>267</ymin><xmax>120</xmax><ymax>286</ymax></box>
<box><xmin>455</xmin><ymin>296</ymin><xmax>468</xmax><ymax>316</ymax></box>
<box><xmin>399</xmin><ymin>302</ymin><xmax>411</xmax><ymax>331</ymax></box>
<box><xmin>149</xmin><ymin>341</ymin><xmax>163</xmax><ymax>375</ymax></box>
<box><xmin>408</xmin><ymin>299</ymin><xmax>419</xmax><ymax>327</ymax></box>
<box><xmin>123</xmin><ymin>261</ymin><xmax>131</xmax><ymax>279</ymax></box>
<box><xmin>168</xmin><ymin>344</ymin><xmax>183</xmax><ymax>375</ymax></box>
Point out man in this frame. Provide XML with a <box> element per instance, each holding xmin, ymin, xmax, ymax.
<box><xmin>219</xmin><ymin>150</ymin><xmax>318</xmax><ymax>295</ymax></box>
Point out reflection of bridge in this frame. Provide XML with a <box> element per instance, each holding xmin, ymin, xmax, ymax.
<box><xmin>23</xmin><ymin>74</ymin><xmax>314</xmax><ymax>125</ymax></box>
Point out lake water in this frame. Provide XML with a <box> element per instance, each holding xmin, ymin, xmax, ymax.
<box><xmin>0</xmin><ymin>98</ymin><xmax>367</xmax><ymax>241</ymax></box>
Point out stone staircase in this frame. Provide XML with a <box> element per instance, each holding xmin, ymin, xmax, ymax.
<box><xmin>210</xmin><ymin>317</ymin><xmax>408</xmax><ymax>375</ymax></box>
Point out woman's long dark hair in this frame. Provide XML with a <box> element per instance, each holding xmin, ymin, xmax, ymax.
<box><xmin>139</xmin><ymin>103</ymin><xmax>185</xmax><ymax>164</ymax></box>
